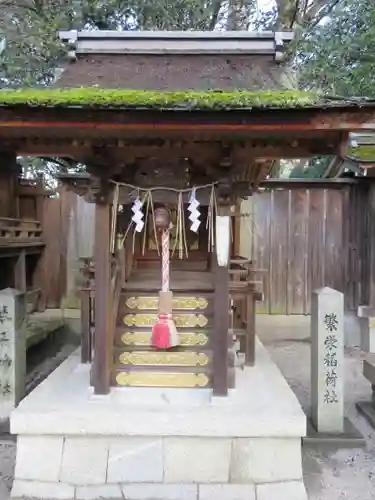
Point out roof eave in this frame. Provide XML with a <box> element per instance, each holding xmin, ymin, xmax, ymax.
<box><xmin>59</xmin><ymin>29</ymin><xmax>294</xmax><ymax>60</ymax></box>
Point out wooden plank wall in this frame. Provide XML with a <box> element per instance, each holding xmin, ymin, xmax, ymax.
<box><xmin>242</xmin><ymin>185</ymin><xmax>347</xmax><ymax>315</ymax></box>
<box><xmin>41</xmin><ymin>188</ymin><xmax>76</xmax><ymax>307</ymax></box>
<box><xmin>40</xmin><ymin>181</ymin><xmax>373</xmax><ymax>314</ymax></box>
<box><xmin>344</xmin><ymin>182</ymin><xmax>374</xmax><ymax>311</ymax></box>
<box><xmin>40</xmin><ymin>188</ymin><xmax>95</xmax><ymax>308</ymax></box>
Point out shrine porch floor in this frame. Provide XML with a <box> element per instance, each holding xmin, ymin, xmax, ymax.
<box><xmin>9</xmin><ymin>338</ymin><xmax>307</xmax><ymax>500</ymax></box>
<box><xmin>123</xmin><ymin>269</ymin><xmax>214</xmax><ymax>292</ymax></box>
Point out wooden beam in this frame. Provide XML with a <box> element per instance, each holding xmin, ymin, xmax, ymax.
<box><xmin>0</xmin><ymin>105</ymin><xmax>375</xmax><ymax>133</ymax></box>
<box><xmin>0</xmin><ymin>134</ymin><xmax>346</xmax><ymax>160</ymax></box>
<box><xmin>17</xmin><ymin>185</ymin><xmax>54</xmax><ymax>197</ymax></box>
<box><xmin>0</xmin><ymin>247</ymin><xmax>42</xmax><ymax>258</ymax></box>
<box><xmin>12</xmin><ymin>143</ymin><xmax>342</xmax><ymax>160</ymax></box>
<box><xmin>259</xmin><ymin>178</ymin><xmax>359</xmax><ymax>189</ymax></box>
<box><xmin>92</xmin><ymin>199</ymin><xmax>112</xmax><ymax>394</ymax></box>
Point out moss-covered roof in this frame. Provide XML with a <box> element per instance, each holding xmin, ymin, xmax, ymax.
<box><xmin>0</xmin><ymin>88</ymin><xmax>320</xmax><ymax>110</ymax></box>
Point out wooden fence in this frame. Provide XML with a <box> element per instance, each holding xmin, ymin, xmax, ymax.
<box><xmin>41</xmin><ymin>190</ymin><xmax>75</xmax><ymax>307</ymax></box>
<box><xmin>41</xmin><ymin>188</ymin><xmax>95</xmax><ymax>308</ymax></box>
<box><xmin>41</xmin><ymin>180</ymin><xmax>372</xmax><ymax>314</ymax></box>
<box><xmin>240</xmin><ymin>182</ymin><xmax>348</xmax><ymax>315</ymax></box>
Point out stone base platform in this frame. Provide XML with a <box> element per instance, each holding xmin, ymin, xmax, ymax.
<box><xmin>304</xmin><ymin>417</ymin><xmax>365</xmax><ymax>448</ymax></box>
<box><xmin>10</xmin><ymin>340</ymin><xmax>307</xmax><ymax>500</ymax></box>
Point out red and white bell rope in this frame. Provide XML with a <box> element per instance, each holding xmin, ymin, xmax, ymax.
<box><xmin>161</xmin><ymin>229</ymin><xmax>170</xmax><ymax>292</ymax></box>
<box><xmin>151</xmin><ymin>224</ymin><xmax>179</xmax><ymax>349</ymax></box>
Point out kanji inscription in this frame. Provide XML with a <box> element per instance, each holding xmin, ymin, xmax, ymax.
<box><xmin>311</xmin><ymin>287</ymin><xmax>344</xmax><ymax>433</ymax></box>
<box><xmin>323</xmin><ymin>314</ymin><xmax>339</xmax><ymax>405</ymax></box>
<box><xmin>324</xmin><ymin>313</ymin><xmax>338</xmax><ymax>333</ymax></box>
<box><xmin>0</xmin><ymin>300</ymin><xmax>13</xmax><ymax>398</ymax></box>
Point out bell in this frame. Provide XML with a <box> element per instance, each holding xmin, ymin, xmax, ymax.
<box><xmin>154</xmin><ymin>206</ymin><xmax>171</xmax><ymax>231</ymax></box>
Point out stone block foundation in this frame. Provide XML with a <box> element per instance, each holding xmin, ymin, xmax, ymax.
<box><xmin>12</xmin><ymin>435</ymin><xmax>305</xmax><ymax>499</ymax></box>
<box><xmin>10</xmin><ymin>343</ymin><xmax>307</xmax><ymax>500</ymax></box>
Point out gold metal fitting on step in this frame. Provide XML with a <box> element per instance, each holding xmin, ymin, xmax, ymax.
<box><xmin>125</xmin><ymin>296</ymin><xmax>209</xmax><ymax>311</ymax></box>
<box><xmin>115</xmin><ymin>372</ymin><xmax>210</xmax><ymax>388</ymax></box>
<box><xmin>119</xmin><ymin>351</ymin><xmax>209</xmax><ymax>367</ymax></box>
<box><xmin>120</xmin><ymin>331</ymin><xmax>209</xmax><ymax>347</ymax></box>
<box><xmin>123</xmin><ymin>313</ymin><xmax>208</xmax><ymax>328</ymax></box>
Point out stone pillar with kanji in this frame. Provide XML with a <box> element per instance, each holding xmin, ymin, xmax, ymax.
<box><xmin>311</xmin><ymin>287</ymin><xmax>344</xmax><ymax>433</ymax></box>
<box><xmin>0</xmin><ymin>288</ymin><xmax>26</xmax><ymax>420</ymax></box>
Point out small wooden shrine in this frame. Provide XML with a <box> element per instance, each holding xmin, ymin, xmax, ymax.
<box><xmin>1</xmin><ymin>31</ymin><xmax>375</xmax><ymax>396</ymax></box>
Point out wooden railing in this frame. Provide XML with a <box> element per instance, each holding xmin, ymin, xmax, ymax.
<box><xmin>111</xmin><ymin>245</ymin><xmax>126</xmax><ymax>344</ymax></box>
<box><xmin>80</xmin><ymin>287</ymin><xmax>94</xmax><ymax>364</ymax></box>
<box><xmin>79</xmin><ymin>244</ymin><xmax>126</xmax><ymax>365</ymax></box>
<box><xmin>0</xmin><ymin>217</ymin><xmax>43</xmax><ymax>247</ymax></box>
<box><xmin>229</xmin><ymin>256</ymin><xmax>264</xmax><ymax>366</ymax></box>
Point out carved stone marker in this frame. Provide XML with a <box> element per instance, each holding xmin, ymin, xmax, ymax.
<box><xmin>0</xmin><ymin>288</ymin><xmax>26</xmax><ymax>420</ymax></box>
<box><xmin>311</xmin><ymin>287</ymin><xmax>344</xmax><ymax>434</ymax></box>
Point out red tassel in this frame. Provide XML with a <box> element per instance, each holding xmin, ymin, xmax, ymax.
<box><xmin>152</xmin><ymin>314</ymin><xmax>172</xmax><ymax>349</ymax></box>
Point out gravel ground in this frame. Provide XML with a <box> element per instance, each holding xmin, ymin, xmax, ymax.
<box><xmin>259</xmin><ymin>316</ymin><xmax>375</xmax><ymax>500</ymax></box>
<box><xmin>1</xmin><ymin>317</ymin><xmax>375</xmax><ymax>500</ymax></box>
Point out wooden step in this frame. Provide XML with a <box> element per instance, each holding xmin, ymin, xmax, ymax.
<box><xmin>120</xmin><ymin>312</ymin><xmax>213</xmax><ymax>329</ymax></box>
<box><xmin>112</xmin><ymin>369</ymin><xmax>211</xmax><ymax>388</ymax></box>
<box><xmin>118</xmin><ymin>292</ymin><xmax>213</xmax><ymax>327</ymax></box>
<box><xmin>135</xmin><ymin>257</ymin><xmax>209</xmax><ymax>272</ymax></box>
<box><xmin>112</xmin><ymin>269</ymin><xmax>215</xmax><ymax>389</ymax></box>
<box><xmin>123</xmin><ymin>270</ymin><xmax>214</xmax><ymax>292</ymax></box>
<box><xmin>115</xmin><ymin>328</ymin><xmax>211</xmax><ymax>349</ymax></box>
<box><xmin>113</xmin><ymin>346</ymin><xmax>234</xmax><ymax>368</ymax></box>
<box><xmin>114</xmin><ymin>348</ymin><xmax>212</xmax><ymax>369</ymax></box>
<box><xmin>120</xmin><ymin>292</ymin><xmax>213</xmax><ymax>312</ymax></box>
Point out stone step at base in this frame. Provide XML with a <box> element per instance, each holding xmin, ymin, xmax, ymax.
<box><xmin>11</xmin><ymin>478</ymin><xmax>308</xmax><ymax>500</ymax></box>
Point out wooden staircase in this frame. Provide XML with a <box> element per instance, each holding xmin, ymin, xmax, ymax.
<box><xmin>79</xmin><ymin>251</ymin><xmax>257</xmax><ymax>394</ymax></box>
<box><xmin>112</xmin><ymin>270</ymin><xmax>215</xmax><ymax>388</ymax></box>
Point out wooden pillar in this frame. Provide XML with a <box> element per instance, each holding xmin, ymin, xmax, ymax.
<box><xmin>35</xmin><ymin>175</ymin><xmax>45</xmax><ymax>223</ymax></box>
<box><xmin>92</xmin><ymin>200</ymin><xmax>112</xmax><ymax>394</ymax></box>
<box><xmin>212</xmin><ymin>199</ymin><xmax>231</xmax><ymax>397</ymax></box>
<box><xmin>367</xmin><ymin>184</ymin><xmax>375</xmax><ymax>309</ymax></box>
<box><xmin>32</xmin><ymin>254</ymin><xmax>47</xmax><ymax>312</ymax></box>
<box><xmin>0</xmin><ymin>151</ymin><xmax>19</xmax><ymax>218</ymax></box>
<box><xmin>213</xmin><ymin>254</ymin><xmax>229</xmax><ymax>396</ymax></box>
<box><xmin>80</xmin><ymin>288</ymin><xmax>92</xmax><ymax>364</ymax></box>
<box><xmin>232</xmin><ymin>200</ymin><xmax>242</xmax><ymax>257</ymax></box>
<box><xmin>245</xmin><ymin>290</ymin><xmax>256</xmax><ymax>366</ymax></box>
<box><xmin>346</xmin><ymin>181</ymin><xmax>375</xmax><ymax>311</ymax></box>
<box><xmin>14</xmin><ymin>250</ymin><xmax>27</xmax><ymax>292</ymax></box>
